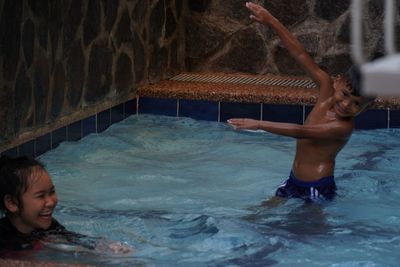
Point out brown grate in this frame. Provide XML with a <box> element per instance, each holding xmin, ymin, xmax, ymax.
<box><xmin>170</xmin><ymin>73</ymin><xmax>317</xmax><ymax>89</ymax></box>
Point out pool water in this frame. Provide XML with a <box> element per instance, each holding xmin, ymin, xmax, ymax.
<box><xmin>33</xmin><ymin>114</ymin><xmax>400</xmax><ymax>266</ymax></box>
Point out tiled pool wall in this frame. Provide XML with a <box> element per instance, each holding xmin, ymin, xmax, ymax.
<box><xmin>1</xmin><ymin>96</ymin><xmax>400</xmax><ymax>159</ymax></box>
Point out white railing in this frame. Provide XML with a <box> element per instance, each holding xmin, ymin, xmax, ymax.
<box><xmin>351</xmin><ymin>0</ymin><xmax>400</xmax><ymax>96</ymax></box>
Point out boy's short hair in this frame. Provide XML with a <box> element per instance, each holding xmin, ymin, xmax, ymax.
<box><xmin>344</xmin><ymin>65</ymin><xmax>376</xmax><ymax>101</ymax></box>
<box><xmin>344</xmin><ymin>65</ymin><xmax>362</xmax><ymax>96</ymax></box>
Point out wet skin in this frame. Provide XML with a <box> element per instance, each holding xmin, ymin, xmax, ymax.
<box><xmin>228</xmin><ymin>2</ymin><xmax>373</xmax><ymax>182</ymax></box>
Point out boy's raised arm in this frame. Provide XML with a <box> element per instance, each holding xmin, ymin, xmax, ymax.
<box><xmin>246</xmin><ymin>2</ymin><xmax>332</xmax><ymax>99</ymax></box>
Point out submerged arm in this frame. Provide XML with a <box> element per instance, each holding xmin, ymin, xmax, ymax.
<box><xmin>245</xmin><ymin>2</ymin><xmax>333</xmax><ymax>100</ymax></box>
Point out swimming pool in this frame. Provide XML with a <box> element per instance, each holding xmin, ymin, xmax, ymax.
<box><xmin>29</xmin><ymin>114</ymin><xmax>400</xmax><ymax>266</ymax></box>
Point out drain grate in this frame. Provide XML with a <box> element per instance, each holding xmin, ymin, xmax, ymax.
<box><xmin>170</xmin><ymin>73</ymin><xmax>317</xmax><ymax>88</ymax></box>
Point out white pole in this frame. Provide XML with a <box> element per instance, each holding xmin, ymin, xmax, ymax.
<box><xmin>351</xmin><ymin>0</ymin><xmax>365</xmax><ymax>65</ymax></box>
<box><xmin>384</xmin><ymin>0</ymin><xmax>396</xmax><ymax>55</ymax></box>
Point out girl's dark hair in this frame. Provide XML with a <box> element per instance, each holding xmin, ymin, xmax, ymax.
<box><xmin>0</xmin><ymin>155</ymin><xmax>46</xmax><ymax>214</ymax></box>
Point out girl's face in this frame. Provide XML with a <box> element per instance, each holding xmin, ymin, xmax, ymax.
<box><xmin>11</xmin><ymin>168</ymin><xmax>58</xmax><ymax>234</ymax></box>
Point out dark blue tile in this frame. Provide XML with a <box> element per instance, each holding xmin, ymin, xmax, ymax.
<box><xmin>139</xmin><ymin>97</ymin><xmax>177</xmax><ymax>117</ymax></box>
<box><xmin>82</xmin><ymin>115</ymin><xmax>96</xmax><ymax>137</ymax></box>
<box><xmin>2</xmin><ymin>147</ymin><xmax>19</xmax><ymax>157</ymax></box>
<box><xmin>111</xmin><ymin>103</ymin><xmax>124</xmax><ymax>123</ymax></box>
<box><xmin>124</xmin><ymin>98</ymin><xmax>137</xmax><ymax>117</ymax></box>
<box><xmin>220</xmin><ymin>102</ymin><xmax>261</xmax><ymax>122</ymax></box>
<box><xmin>35</xmin><ymin>133</ymin><xmax>51</xmax><ymax>156</ymax></box>
<box><xmin>67</xmin><ymin>120</ymin><xmax>82</xmax><ymax>141</ymax></box>
<box><xmin>262</xmin><ymin>104</ymin><xmax>303</xmax><ymax>124</ymax></box>
<box><xmin>179</xmin><ymin>99</ymin><xmax>218</xmax><ymax>121</ymax></box>
<box><xmin>389</xmin><ymin>110</ymin><xmax>400</xmax><ymax>128</ymax></box>
<box><xmin>97</xmin><ymin>109</ymin><xmax>111</xmax><ymax>133</ymax></box>
<box><xmin>52</xmin><ymin>127</ymin><xmax>67</xmax><ymax>149</ymax></box>
<box><xmin>355</xmin><ymin>109</ymin><xmax>388</xmax><ymax>129</ymax></box>
<box><xmin>19</xmin><ymin>140</ymin><xmax>35</xmax><ymax>157</ymax></box>
<box><xmin>305</xmin><ymin>106</ymin><xmax>313</xmax><ymax>121</ymax></box>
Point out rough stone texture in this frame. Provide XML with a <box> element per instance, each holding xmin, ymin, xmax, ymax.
<box><xmin>33</xmin><ymin>51</ymin><xmax>50</xmax><ymax>126</ymax></box>
<box><xmin>66</xmin><ymin>40</ymin><xmax>84</xmax><ymax>109</ymax></box>
<box><xmin>83</xmin><ymin>0</ymin><xmax>101</xmax><ymax>47</ymax></box>
<box><xmin>0</xmin><ymin>85</ymin><xmax>14</xmax><ymax>141</ymax></box>
<box><xmin>14</xmin><ymin>63</ymin><xmax>33</xmax><ymax>132</ymax></box>
<box><xmin>149</xmin><ymin>0</ymin><xmax>165</xmax><ymax>44</ymax></box>
<box><xmin>22</xmin><ymin>19</ymin><xmax>35</xmax><ymax>68</ymax></box>
<box><xmin>149</xmin><ymin>44</ymin><xmax>168</xmax><ymax>83</ymax></box>
<box><xmin>115</xmin><ymin>52</ymin><xmax>134</xmax><ymax>95</ymax></box>
<box><xmin>185</xmin><ymin>13</ymin><xmax>239</xmax><ymax>70</ymax></box>
<box><xmin>103</xmin><ymin>0</ymin><xmax>119</xmax><ymax>32</ymax></box>
<box><xmin>314</xmin><ymin>0</ymin><xmax>350</xmax><ymax>22</ymax></box>
<box><xmin>114</xmin><ymin>8</ymin><xmax>132</xmax><ymax>48</ymax></box>
<box><xmin>188</xmin><ymin>0</ymin><xmax>211</xmax><ymax>13</ymax></box>
<box><xmin>263</xmin><ymin>0</ymin><xmax>309</xmax><ymax>27</ymax></box>
<box><xmin>0</xmin><ymin>0</ymin><xmax>398</xmax><ymax>151</ymax></box>
<box><xmin>63</xmin><ymin>0</ymin><xmax>83</xmax><ymax>57</ymax></box>
<box><xmin>1</xmin><ymin>0</ymin><xmax>22</xmax><ymax>81</ymax></box>
<box><xmin>185</xmin><ymin>0</ymin><xmax>397</xmax><ymax>76</ymax></box>
<box><xmin>48</xmin><ymin>1</ymin><xmax>64</xmax><ymax>69</ymax></box>
<box><xmin>132</xmin><ymin>0</ymin><xmax>148</xmax><ymax>27</ymax></box>
<box><xmin>210</xmin><ymin>27</ymin><xmax>268</xmax><ymax>73</ymax></box>
<box><xmin>85</xmin><ymin>40</ymin><xmax>113</xmax><ymax>103</ymax></box>
<box><xmin>0</xmin><ymin>0</ymin><xmax>186</xmax><ymax>147</ymax></box>
<box><xmin>132</xmin><ymin>31</ymin><xmax>146</xmax><ymax>83</ymax></box>
<box><xmin>51</xmin><ymin>62</ymin><xmax>66</xmax><ymax>120</ymax></box>
<box><xmin>165</xmin><ymin>7</ymin><xmax>177</xmax><ymax>39</ymax></box>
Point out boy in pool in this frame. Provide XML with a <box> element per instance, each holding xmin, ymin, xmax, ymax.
<box><xmin>228</xmin><ymin>2</ymin><xmax>376</xmax><ymax>203</ymax></box>
<box><xmin>0</xmin><ymin>155</ymin><xmax>132</xmax><ymax>254</ymax></box>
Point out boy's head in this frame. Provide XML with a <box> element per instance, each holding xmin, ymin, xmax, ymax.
<box><xmin>333</xmin><ymin>66</ymin><xmax>376</xmax><ymax>118</ymax></box>
<box><xmin>0</xmin><ymin>155</ymin><xmax>57</xmax><ymax>233</ymax></box>
<box><xmin>344</xmin><ymin>65</ymin><xmax>376</xmax><ymax>102</ymax></box>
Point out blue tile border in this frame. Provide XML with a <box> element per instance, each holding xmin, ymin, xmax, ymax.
<box><xmin>138</xmin><ymin>97</ymin><xmax>177</xmax><ymax>116</ymax></box>
<box><xmin>36</xmin><ymin>133</ymin><xmax>51</xmax><ymax>157</ymax></box>
<box><xmin>124</xmin><ymin>99</ymin><xmax>137</xmax><ymax>117</ymax></box>
<box><xmin>52</xmin><ymin>126</ymin><xmax>67</xmax><ymax>149</ymax></box>
<box><xmin>111</xmin><ymin>103</ymin><xmax>125</xmax><ymax>124</ymax></box>
<box><xmin>1</xmin><ymin>96</ymin><xmax>398</xmax><ymax>159</ymax></box>
<box><xmin>263</xmin><ymin>104</ymin><xmax>303</xmax><ymax>124</ymax></box>
<box><xmin>220</xmin><ymin>102</ymin><xmax>261</xmax><ymax>122</ymax></box>
<box><xmin>1</xmin><ymin>147</ymin><xmax>19</xmax><ymax>157</ymax></box>
<box><xmin>67</xmin><ymin>120</ymin><xmax>82</xmax><ymax>141</ymax></box>
<box><xmin>389</xmin><ymin>109</ymin><xmax>400</xmax><ymax>128</ymax></box>
<box><xmin>18</xmin><ymin>140</ymin><xmax>35</xmax><ymax>157</ymax></box>
<box><xmin>1</xmin><ymin>98</ymin><xmax>138</xmax><ymax>158</ymax></box>
<box><xmin>82</xmin><ymin>115</ymin><xmax>96</xmax><ymax>138</ymax></box>
<box><xmin>179</xmin><ymin>99</ymin><xmax>219</xmax><ymax>121</ymax></box>
<box><xmin>355</xmin><ymin>109</ymin><xmax>388</xmax><ymax>129</ymax></box>
<box><xmin>97</xmin><ymin>109</ymin><xmax>111</xmax><ymax>133</ymax></box>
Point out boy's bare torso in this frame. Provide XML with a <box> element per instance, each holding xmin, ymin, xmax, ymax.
<box><xmin>293</xmin><ymin>96</ymin><xmax>353</xmax><ymax>181</ymax></box>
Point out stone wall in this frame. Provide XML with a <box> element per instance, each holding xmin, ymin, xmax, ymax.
<box><xmin>185</xmin><ymin>0</ymin><xmax>400</xmax><ymax>75</ymax></box>
<box><xmin>0</xmin><ymin>0</ymin><xmax>185</xmax><ymax>144</ymax></box>
<box><xmin>1</xmin><ymin>0</ymin><xmax>400</xmax><ymax>148</ymax></box>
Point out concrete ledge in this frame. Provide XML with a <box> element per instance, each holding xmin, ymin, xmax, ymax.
<box><xmin>138</xmin><ymin>72</ymin><xmax>400</xmax><ymax>110</ymax></box>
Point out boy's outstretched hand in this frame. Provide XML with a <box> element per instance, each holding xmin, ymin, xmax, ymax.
<box><xmin>245</xmin><ymin>2</ymin><xmax>276</xmax><ymax>25</ymax></box>
<box><xmin>228</xmin><ymin>118</ymin><xmax>260</xmax><ymax>130</ymax></box>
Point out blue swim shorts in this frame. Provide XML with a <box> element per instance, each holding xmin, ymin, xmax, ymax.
<box><xmin>275</xmin><ymin>171</ymin><xmax>337</xmax><ymax>202</ymax></box>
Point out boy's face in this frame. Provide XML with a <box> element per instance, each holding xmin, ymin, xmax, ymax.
<box><xmin>333</xmin><ymin>76</ymin><xmax>372</xmax><ymax>118</ymax></box>
<box><xmin>11</xmin><ymin>168</ymin><xmax>58</xmax><ymax>234</ymax></box>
